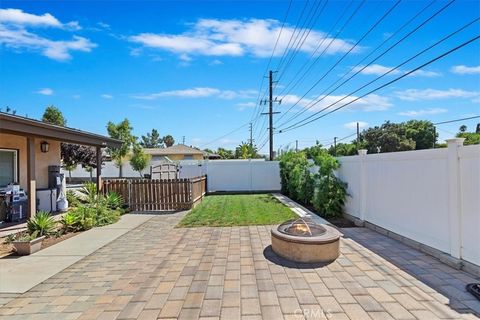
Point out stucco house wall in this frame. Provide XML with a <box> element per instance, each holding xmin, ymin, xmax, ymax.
<box><xmin>0</xmin><ymin>133</ymin><xmax>61</xmax><ymax>191</ymax></box>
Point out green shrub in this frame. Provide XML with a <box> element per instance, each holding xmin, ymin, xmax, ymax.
<box><xmin>27</xmin><ymin>211</ymin><xmax>56</xmax><ymax>237</ymax></box>
<box><xmin>66</xmin><ymin>190</ymin><xmax>81</xmax><ymax>207</ymax></box>
<box><xmin>312</xmin><ymin>153</ymin><xmax>347</xmax><ymax>218</ymax></box>
<box><xmin>70</xmin><ymin>206</ymin><xmax>96</xmax><ymax>230</ymax></box>
<box><xmin>278</xmin><ymin>151</ymin><xmax>314</xmax><ymax>205</ymax></box>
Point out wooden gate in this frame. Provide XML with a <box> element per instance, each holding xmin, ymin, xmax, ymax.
<box><xmin>103</xmin><ymin>176</ymin><xmax>206</xmax><ymax>211</ymax></box>
<box><xmin>150</xmin><ymin>163</ymin><xmax>178</xmax><ymax>179</ymax></box>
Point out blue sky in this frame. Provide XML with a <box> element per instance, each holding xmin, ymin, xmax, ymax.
<box><xmin>1</xmin><ymin>0</ymin><xmax>479</xmax><ymax>153</ymax></box>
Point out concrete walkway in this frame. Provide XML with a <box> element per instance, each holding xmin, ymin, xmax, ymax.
<box><xmin>272</xmin><ymin>193</ymin><xmax>330</xmax><ymax>225</ymax></box>
<box><xmin>0</xmin><ymin>214</ymin><xmax>153</xmax><ymax>294</ymax></box>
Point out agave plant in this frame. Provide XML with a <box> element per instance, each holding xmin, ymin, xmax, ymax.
<box><xmin>104</xmin><ymin>192</ymin><xmax>123</xmax><ymax>209</ymax></box>
<box><xmin>27</xmin><ymin>211</ymin><xmax>56</xmax><ymax>237</ymax></box>
<box><xmin>60</xmin><ymin>211</ymin><xmax>78</xmax><ymax>232</ymax></box>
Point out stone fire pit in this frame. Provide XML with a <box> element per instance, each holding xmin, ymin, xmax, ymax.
<box><xmin>271</xmin><ymin>218</ymin><xmax>341</xmax><ymax>263</ymax></box>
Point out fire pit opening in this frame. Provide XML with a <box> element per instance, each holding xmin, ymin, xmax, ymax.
<box><xmin>271</xmin><ymin>217</ymin><xmax>341</xmax><ymax>263</ymax></box>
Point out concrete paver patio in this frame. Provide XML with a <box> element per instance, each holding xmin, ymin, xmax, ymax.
<box><xmin>0</xmin><ymin>211</ymin><xmax>479</xmax><ymax>320</ymax></box>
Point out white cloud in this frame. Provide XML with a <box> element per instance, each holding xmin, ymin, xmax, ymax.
<box><xmin>395</xmin><ymin>88</ymin><xmax>479</xmax><ymax>101</ymax></box>
<box><xmin>282</xmin><ymin>93</ymin><xmax>392</xmax><ymax>112</ymax></box>
<box><xmin>353</xmin><ymin>64</ymin><xmax>401</xmax><ymax>76</ymax></box>
<box><xmin>451</xmin><ymin>65</ymin><xmax>480</xmax><ymax>75</ymax></box>
<box><xmin>132</xmin><ymin>87</ymin><xmax>256</xmax><ymax>100</ymax></box>
<box><xmin>0</xmin><ymin>8</ymin><xmax>80</xmax><ymax>30</ymax></box>
<box><xmin>344</xmin><ymin>121</ymin><xmax>368</xmax><ymax>130</ymax></box>
<box><xmin>236</xmin><ymin>101</ymin><xmax>256</xmax><ymax>111</ymax></box>
<box><xmin>353</xmin><ymin>64</ymin><xmax>440</xmax><ymax>77</ymax></box>
<box><xmin>36</xmin><ymin>88</ymin><xmax>53</xmax><ymax>95</ymax></box>
<box><xmin>408</xmin><ymin>69</ymin><xmax>441</xmax><ymax>77</ymax></box>
<box><xmin>129</xmin><ymin>18</ymin><xmax>356</xmax><ymax>59</ymax></box>
<box><xmin>397</xmin><ymin>108</ymin><xmax>447</xmax><ymax>117</ymax></box>
<box><xmin>0</xmin><ymin>9</ymin><xmax>94</xmax><ymax>61</ymax></box>
<box><xmin>101</xmin><ymin>94</ymin><xmax>113</xmax><ymax>99</ymax></box>
<box><xmin>210</xmin><ymin>59</ymin><xmax>223</xmax><ymax>65</ymax></box>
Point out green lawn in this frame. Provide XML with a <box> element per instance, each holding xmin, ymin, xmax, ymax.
<box><xmin>176</xmin><ymin>194</ymin><xmax>298</xmax><ymax>227</ymax></box>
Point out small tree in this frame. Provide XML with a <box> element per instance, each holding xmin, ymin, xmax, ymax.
<box><xmin>129</xmin><ymin>145</ymin><xmax>151</xmax><ymax>177</ymax></box>
<box><xmin>42</xmin><ymin>105</ymin><xmax>66</xmax><ymax>126</ymax></box>
<box><xmin>106</xmin><ymin>119</ymin><xmax>136</xmax><ymax>177</ymax></box>
<box><xmin>163</xmin><ymin>135</ymin><xmax>175</xmax><ymax>147</ymax></box>
<box><xmin>217</xmin><ymin>148</ymin><xmax>234</xmax><ymax>159</ymax></box>
<box><xmin>141</xmin><ymin>129</ymin><xmax>163</xmax><ymax>148</ymax></box>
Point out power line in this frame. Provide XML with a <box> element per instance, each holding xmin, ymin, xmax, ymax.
<box><xmin>279</xmin><ymin>34</ymin><xmax>480</xmax><ymax>133</ymax></box>
<box><xmin>276</xmin><ymin>0</ymin><xmax>398</xmax><ymax>122</ymax></box>
<box><xmin>250</xmin><ymin>0</ymin><xmax>293</xmax><ymax>126</ymax></box>
<box><xmin>279</xmin><ymin>15</ymin><xmax>478</xmax><ymax>132</ymax></box>
<box><xmin>278</xmin><ymin>0</ymin><xmax>439</xmax><ymax>127</ymax></box>
<box><xmin>274</xmin><ymin>0</ymin><xmax>329</xmax><ymax>87</ymax></box>
<box><xmin>434</xmin><ymin>115</ymin><xmax>480</xmax><ymax>125</ymax></box>
<box><xmin>276</xmin><ymin>0</ymin><xmax>355</xmax><ymax>98</ymax></box>
<box><xmin>200</xmin><ymin>122</ymin><xmax>249</xmax><ymax>148</ymax></box>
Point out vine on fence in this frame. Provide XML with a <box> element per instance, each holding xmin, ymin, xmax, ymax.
<box><xmin>279</xmin><ymin>150</ymin><xmax>347</xmax><ymax>218</ymax></box>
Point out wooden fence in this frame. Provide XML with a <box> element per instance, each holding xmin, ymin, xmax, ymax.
<box><xmin>102</xmin><ymin>176</ymin><xmax>206</xmax><ymax>211</ymax></box>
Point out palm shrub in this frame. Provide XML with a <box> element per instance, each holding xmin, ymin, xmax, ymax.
<box><xmin>312</xmin><ymin>152</ymin><xmax>347</xmax><ymax>218</ymax></box>
<box><xmin>27</xmin><ymin>211</ymin><xmax>56</xmax><ymax>237</ymax></box>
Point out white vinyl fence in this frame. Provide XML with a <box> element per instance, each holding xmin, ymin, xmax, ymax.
<box><xmin>337</xmin><ymin>138</ymin><xmax>480</xmax><ymax>267</ymax></box>
<box><xmin>179</xmin><ymin>160</ymin><xmax>281</xmax><ymax>192</ymax></box>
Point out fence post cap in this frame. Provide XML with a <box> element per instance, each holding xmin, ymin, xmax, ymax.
<box><xmin>358</xmin><ymin>149</ymin><xmax>368</xmax><ymax>155</ymax></box>
<box><xmin>445</xmin><ymin>138</ymin><xmax>465</xmax><ymax>146</ymax></box>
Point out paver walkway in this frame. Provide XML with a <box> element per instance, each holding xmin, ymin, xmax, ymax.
<box><xmin>0</xmin><ymin>211</ymin><xmax>479</xmax><ymax>320</ymax></box>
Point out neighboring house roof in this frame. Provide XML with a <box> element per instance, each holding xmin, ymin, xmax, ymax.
<box><xmin>204</xmin><ymin>152</ymin><xmax>221</xmax><ymax>159</ymax></box>
<box><xmin>144</xmin><ymin>144</ymin><xmax>204</xmax><ymax>156</ymax></box>
<box><xmin>0</xmin><ymin>112</ymin><xmax>122</xmax><ymax>148</ymax></box>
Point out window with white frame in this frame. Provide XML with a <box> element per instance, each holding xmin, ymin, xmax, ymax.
<box><xmin>0</xmin><ymin>149</ymin><xmax>18</xmax><ymax>187</ymax></box>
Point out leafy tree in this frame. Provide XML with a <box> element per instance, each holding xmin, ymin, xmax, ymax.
<box><xmin>360</xmin><ymin>121</ymin><xmax>415</xmax><ymax>153</ymax></box>
<box><xmin>328</xmin><ymin>142</ymin><xmax>357</xmax><ymax>157</ymax></box>
<box><xmin>217</xmin><ymin>148</ymin><xmax>234</xmax><ymax>159</ymax></box>
<box><xmin>140</xmin><ymin>129</ymin><xmax>163</xmax><ymax>148</ymax></box>
<box><xmin>235</xmin><ymin>142</ymin><xmax>259</xmax><ymax>159</ymax></box>
<box><xmin>106</xmin><ymin>119</ymin><xmax>136</xmax><ymax>177</ymax></box>
<box><xmin>404</xmin><ymin>120</ymin><xmax>437</xmax><ymax>150</ymax></box>
<box><xmin>42</xmin><ymin>105</ymin><xmax>66</xmax><ymax>126</ymax></box>
<box><xmin>203</xmin><ymin>148</ymin><xmax>214</xmax><ymax>154</ymax></box>
<box><xmin>129</xmin><ymin>145</ymin><xmax>151</xmax><ymax>177</ymax></box>
<box><xmin>163</xmin><ymin>135</ymin><xmax>175</xmax><ymax>147</ymax></box>
<box><xmin>456</xmin><ymin>125</ymin><xmax>480</xmax><ymax>145</ymax></box>
<box><xmin>60</xmin><ymin>144</ymin><xmax>97</xmax><ymax>182</ymax></box>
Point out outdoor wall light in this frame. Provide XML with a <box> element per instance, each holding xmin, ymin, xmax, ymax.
<box><xmin>40</xmin><ymin>141</ymin><xmax>50</xmax><ymax>153</ymax></box>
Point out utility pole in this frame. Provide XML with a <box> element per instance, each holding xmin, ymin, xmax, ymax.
<box><xmin>433</xmin><ymin>126</ymin><xmax>436</xmax><ymax>149</ymax></box>
<box><xmin>295</xmin><ymin>140</ymin><xmax>298</xmax><ymax>152</ymax></box>
<box><xmin>182</xmin><ymin>136</ymin><xmax>185</xmax><ymax>145</ymax></box>
<box><xmin>261</xmin><ymin>70</ymin><xmax>281</xmax><ymax>161</ymax></box>
<box><xmin>248</xmin><ymin>122</ymin><xmax>254</xmax><ymax>148</ymax></box>
<box><xmin>333</xmin><ymin>137</ymin><xmax>337</xmax><ymax>156</ymax></box>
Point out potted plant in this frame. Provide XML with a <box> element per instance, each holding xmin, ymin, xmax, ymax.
<box><xmin>12</xmin><ymin>231</ymin><xmax>45</xmax><ymax>255</ymax></box>
<box><xmin>12</xmin><ymin>211</ymin><xmax>56</xmax><ymax>255</ymax></box>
